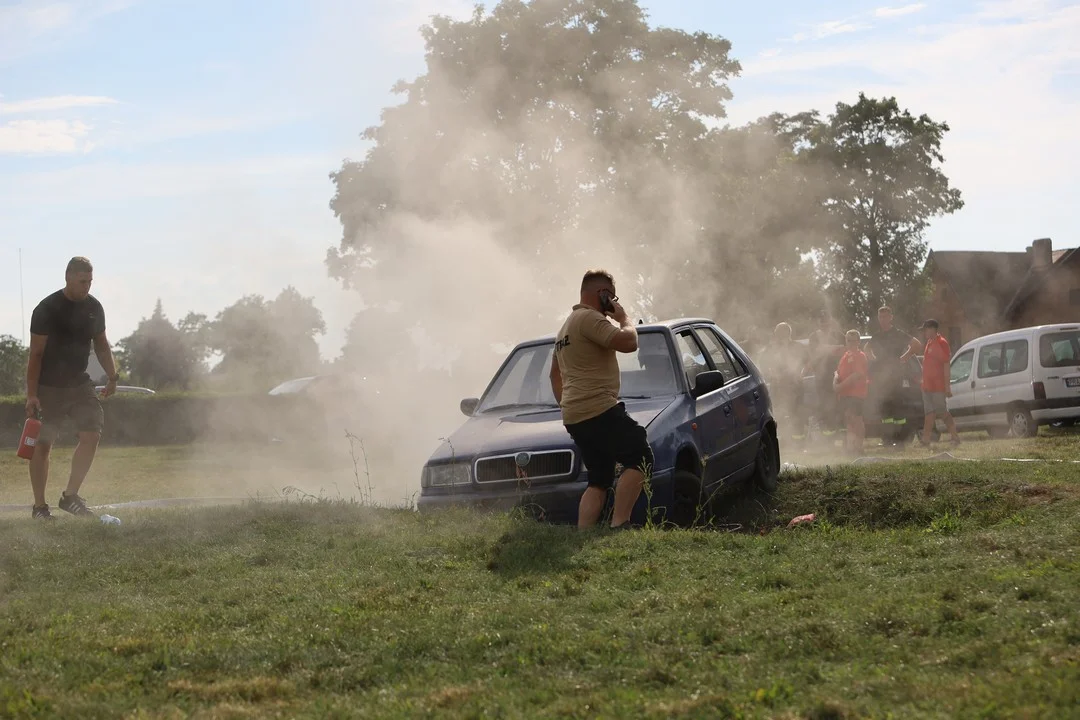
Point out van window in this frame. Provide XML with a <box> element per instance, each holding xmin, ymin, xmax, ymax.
<box><xmin>1040</xmin><ymin>331</ymin><xmax>1080</xmax><ymax>368</ymax></box>
<box><xmin>977</xmin><ymin>346</ymin><xmax>1002</xmax><ymax>379</ymax></box>
<box><xmin>950</xmin><ymin>350</ymin><xmax>974</xmax><ymax>384</ymax></box>
<box><xmin>1001</xmin><ymin>340</ymin><xmax>1029</xmax><ymax>374</ymax></box>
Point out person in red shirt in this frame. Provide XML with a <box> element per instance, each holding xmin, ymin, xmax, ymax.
<box><xmin>920</xmin><ymin>319</ymin><xmax>961</xmax><ymax>447</ymax></box>
<box><xmin>833</xmin><ymin>330</ymin><xmax>869</xmax><ymax>455</ymax></box>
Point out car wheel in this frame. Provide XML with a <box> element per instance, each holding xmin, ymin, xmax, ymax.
<box><xmin>670</xmin><ymin>470</ymin><xmax>706</xmax><ymax>528</ymax></box>
<box><xmin>753</xmin><ymin>426</ymin><xmax>780</xmax><ymax>493</ymax></box>
<box><xmin>1008</xmin><ymin>406</ymin><xmax>1037</xmax><ymax>438</ymax></box>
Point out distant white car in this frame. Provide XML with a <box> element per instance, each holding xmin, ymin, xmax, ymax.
<box><xmin>948</xmin><ymin>323</ymin><xmax>1080</xmax><ymax>438</ymax></box>
<box><xmin>94</xmin><ymin>385</ymin><xmax>156</xmax><ymax>395</ymax></box>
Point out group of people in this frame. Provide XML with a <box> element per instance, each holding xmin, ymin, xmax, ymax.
<box><xmin>761</xmin><ymin>306</ymin><xmax>961</xmax><ymax>455</ymax></box>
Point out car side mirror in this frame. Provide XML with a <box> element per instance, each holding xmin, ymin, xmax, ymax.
<box><xmin>460</xmin><ymin>398</ymin><xmax>480</xmax><ymax>416</ymax></box>
<box><xmin>692</xmin><ymin>370</ymin><xmax>725</xmax><ymax>398</ymax></box>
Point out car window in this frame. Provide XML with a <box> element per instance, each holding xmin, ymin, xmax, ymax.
<box><xmin>950</xmin><ymin>349</ymin><xmax>974</xmax><ymax>384</ymax></box>
<box><xmin>1039</xmin><ymin>330</ymin><xmax>1080</xmax><ymax>367</ymax></box>
<box><xmin>977</xmin><ymin>345</ymin><xmax>1003</xmax><ymax>379</ymax></box>
<box><xmin>479</xmin><ymin>344</ymin><xmax>555</xmax><ymax>410</ymax></box>
<box><xmin>1001</xmin><ymin>340</ymin><xmax>1028</xmax><ymax>375</ymax></box>
<box><xmin>674</xmin><ymin>331</ymin><xmax>710</xmax><ymax>389</ymax></box>
<box><xmin>695</xmin><ymin>327</ymin><xmax>746</xmax><ymax>383</ymax></box>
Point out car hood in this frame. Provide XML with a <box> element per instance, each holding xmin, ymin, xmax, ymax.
<box><xmin>426</xmin><ymin>396</ymin><xmax>675</xmax><ymax>464</ymax></box>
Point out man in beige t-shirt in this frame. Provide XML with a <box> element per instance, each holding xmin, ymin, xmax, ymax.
<box><xmin>550</xmin><ymin>269</ymin><xmax>652</xmax><ymax>529</ymax></box>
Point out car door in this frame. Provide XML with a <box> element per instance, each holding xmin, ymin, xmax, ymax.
<box><xmin>1036</xmin><ymin>327</ymin><xmax>1080</xmax><ymax>410</ymax></box>
<box><xmin>693</xmin><ymin>325</ymin><xmax>761</xmax><ymax>473</ymax></box>
<box><xmin>974</xmin><ymin>339</ymin><xmax>1029</xmax><ymax>420</ymax></box>
<box><xmin>947</xmin><ymin>348</ymin><xmax>976</xmax><ymax>428</ymax></box>
<box><xmin>673</xmin><ymin>329</ymin><xmax>737</xmax><ymax>488</ymax></box>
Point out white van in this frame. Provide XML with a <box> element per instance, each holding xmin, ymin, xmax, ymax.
<box><xmin>947</xmin><ymin>324</ymin><xmax>1080</xmax><ymax>438</ymax></box>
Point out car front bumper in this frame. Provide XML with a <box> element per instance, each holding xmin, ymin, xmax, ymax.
<box><xmin>417</xmin><ymin>469</ymin><xmax>674</xmax><ymax>520</ymax></box>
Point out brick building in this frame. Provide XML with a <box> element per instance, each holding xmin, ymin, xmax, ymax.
<box><xmin>923</xmin><ymin>238</ymin><xmax>1080</xmax><ymax>350</ymax></box>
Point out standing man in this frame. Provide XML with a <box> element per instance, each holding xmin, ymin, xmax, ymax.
<box><xmin>918</xmin><ymin>319</ymin><xmax>961</xmax><ymax>447</ymax></box>
<box><xmin>25</xmin><ymin>257</ymin><xmax>118</xmax><ymax>520</ymax></box>
<box><xmin>865</xmin><ymin>306</ymin><xmax>922</xmax><ymax>445</ymax></box>
<box><xmin>833</xmin><ymin>330</ymin><xmax>869</xmax><ymax>456</ymax></box>
<box><xmin>549</xmin><ymin>269</ymin><xmax>652</xmax><ymax>530</ymax></box>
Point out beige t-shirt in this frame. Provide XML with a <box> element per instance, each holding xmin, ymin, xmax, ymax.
<box><xmin>553</xmin><ymin>304</ymin><xmax>621</xmax><ymax>425</ymax></box>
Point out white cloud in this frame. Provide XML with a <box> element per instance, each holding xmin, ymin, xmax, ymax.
<box><xmin>790</xmin><ymin>19</ymin><xmax>870</xmax><ymax>42</ymax></box>
<box><xmin>0</xmin><ymin>0</ymin><xmax>139</xmax><ymax>64</ymax></box>
<box><xmin>875</xmin><ymin>3</ymin><xmax>927</xmax><ymax>18</ymax></box>
<box><xmin>0</xmin><ymin>119</ymin><xmax>92</xmax><ymax>153</ymax></box>
<box><xmin>0</xmin><ymin>94</ymin><xmax>119</xmax><ymax>114</ymax></box>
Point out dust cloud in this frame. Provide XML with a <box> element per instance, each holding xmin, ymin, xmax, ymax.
<box><xmin>219</xmin><ymin>11</ymin><xmax>830</xmax><ymax>506</ymax></box>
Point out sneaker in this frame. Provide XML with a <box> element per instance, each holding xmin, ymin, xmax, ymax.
<box><xmin>58</xmin><ymin>492</ymin><xmax>97</xmax><ymax>518</ymax></box>
<box><xmin>32</xmin><ymin>504</ymin><xmax>56</xmax><ymax>521</ymax></box>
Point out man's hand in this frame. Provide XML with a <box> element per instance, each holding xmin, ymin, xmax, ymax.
<box><xmin>100</xmin><ymin>378</ymin><xmax>117</xmax><ymax>399</ymax></box>
<box><xmin>25</xmin><ymin>396</ymin><xmax>41</xmax><ymax>418</ymax></box>
<box><xmin>608</xmin><ymin>300</ymin><xmax>629</xmax><ymax>325</ymax></box>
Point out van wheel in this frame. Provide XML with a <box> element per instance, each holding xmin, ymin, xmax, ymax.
<box><xmin>753</xmin><ymin>426</ymin><xmax>780</xmax><ymax>493</ymax></box>
<box><xmin>1008</xmin><ymin>406</ymin><xmax>1037</xmax><ymax>438</ymax></box>
<box><xmin>670</xmin><ymin>470</ymin><xmax>706</xmax><ymax>528</ymax></box>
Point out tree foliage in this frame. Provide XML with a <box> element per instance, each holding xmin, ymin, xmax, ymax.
<box><xmin>0</xmin><ymin>335</ymin><xmax>28</xmax><ymax>396</ymax></box>
<box><xmin>115</xmin><ymin>300</ymin><xmax>203</xmax><ymax>391</ymax></box>
<box><xmin>790</xmin><ymin>94</ymin><xmax>964</xmax><ymax>327</ymax></box>
<box><xmin>207</xmin><ymin>287</ymin><xmax>326</xmax><ymax>391</ymax></box>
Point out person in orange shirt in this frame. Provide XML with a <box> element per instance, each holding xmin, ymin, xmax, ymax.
<box><xmin>833</xmin><ymin>329</ymin><xmax>869</xmax><ymax>456</ymax></box>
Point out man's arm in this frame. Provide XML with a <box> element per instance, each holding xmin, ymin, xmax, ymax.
<box><xmin>93</xmin><ymin>331</ymin><xmax>119</xmax><ymax>398</ymax></box>
<box><xmin>25</xmin><ymin>334</ymin><xmax>47</xmax><ymax>416</ymax></box>
<box><xmin>605</xmin><ymin>302</ymin><xmax>638</xmax><ymax>353</ymax></box>
<box><xmin>549</xmin><ymin>353</ymin><xmax>563</xmax><ymax>405</ymax></box>
<box><xmin>900</xmin><ymin>335</ymin><xmax>922</xmax><ymax>361</ymax></box>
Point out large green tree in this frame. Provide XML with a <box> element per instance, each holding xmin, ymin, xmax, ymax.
<box><xmin>115</xmin><ymin>300</ymin><xmax>204</xmax><ymax>391</ymax></box>
<box><xmin>327</xmin><ymin>0</ymin><xmax>811</xmax><ymax>370</ymax></box>
<box><xmin>792</xmin><ymin>94</ymin><xmax>963</xmax><ymax>327</ymax></box>
<box><xmin>208</xmin><ymin>287</ymin><xmax>326</xmax><ymax>390</ymax></box>
<box><xmin>0</xmin><ymin>335</ymin><xmax>28</xmax><ymax>396</ymax></box>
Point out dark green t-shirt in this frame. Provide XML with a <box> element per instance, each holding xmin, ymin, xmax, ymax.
<box><xmin>30</xmin><ymin>290</ymin><xmax>106</xmax><ymax>388</ymax></box>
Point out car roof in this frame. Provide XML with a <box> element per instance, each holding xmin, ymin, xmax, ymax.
<box><xmin>958</xmin><ymin>323</ymin><xmax>1080</xmax><ymax>349</ymax></box>
<box><xmin>517</xmin><ymin>318</ymin><xmax>713</xmax><ymax>347</ymax></box>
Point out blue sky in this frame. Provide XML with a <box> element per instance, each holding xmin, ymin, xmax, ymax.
<box><xmin>2</xmin><ymin>0</ymin><xmax>1079</xmax><ymax>359</ymax></box>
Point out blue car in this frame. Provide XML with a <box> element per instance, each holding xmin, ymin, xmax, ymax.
<box><xmin>417</xmin><ymin>318</ymin><xmax>780</xmax><ymax>526</ymax></box>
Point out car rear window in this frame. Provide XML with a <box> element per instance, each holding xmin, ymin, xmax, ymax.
<box><xmin>1040</xmin><ymin>331</ymin><xmax>1080</xmax><ymax>368</ymax></box>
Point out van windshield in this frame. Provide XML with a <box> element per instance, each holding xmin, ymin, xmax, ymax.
<box><xmin>1039</xmin><ymin>331</ymin><xmax>1080</xmax><ymax>368</ymax></box>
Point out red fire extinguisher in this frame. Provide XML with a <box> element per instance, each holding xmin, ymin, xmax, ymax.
<box><xmin>17</xmin><ymin>413</ymin><xmax>42</xmax><ymax>460</ymax></box>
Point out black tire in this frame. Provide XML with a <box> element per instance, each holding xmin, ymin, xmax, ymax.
<box><xmin>753</xmin><ymin>426</ymin><xmax>780</xmax><ymax>493</ymax></box>
<box><xmin>670</xmin><ymin>470</ymin><xmax>706</xmax><ymax>528</ymax></box>
<box><xmin>1008</xmin><ymin>406</ymin><xmax>1037</xmax><ymax>438</ymax></box>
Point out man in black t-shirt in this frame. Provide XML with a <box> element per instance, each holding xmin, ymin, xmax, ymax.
<box><xmin>25</xmin><ymin>257</ymin><xmax>118</xmax><ymax>520</ymax></box>
<box><xmin>865</xmin><ymin>306</ymin><xmax>922</xmax><ymax>432</ymax></box>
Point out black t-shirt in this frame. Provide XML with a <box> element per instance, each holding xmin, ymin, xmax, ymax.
<box><xmin>30</xmin><ymin>290</ymin><xmax>106</xmax><ymax>388</ymax></box>
<box><xmin>871</xmin><ymin>327</ymin><xmax>914</xmax><ymax>366</ymax></box>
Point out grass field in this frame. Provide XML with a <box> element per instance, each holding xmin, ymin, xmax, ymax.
<box><xmin>1</xmin><ymin>434</ymin><xmax>1079</xmax><ymax>718</ymax></box>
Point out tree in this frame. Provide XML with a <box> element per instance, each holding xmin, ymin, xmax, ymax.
<box><xmin>795</xmin><ymin>94</ymin><xmax>963</xmax><ymax>327</ymax></box>
<box><xmin>326</xmin><ymin>0</ymin><xmax>764</xmax><ymax>373</ymax></box>
<box><xmin>115</xmin><ymin>300</ymin><xmax>202</xmax><ymax>390</ymax></box>
<box><xmin>0</xmin><ymin>335</ymin><xmax>28</xmax><ymax>396</ymax></box>
<box><xmin>208</xmin><ymin>287</ymin><xmax>326</xmax><ymax>390</ymax></box>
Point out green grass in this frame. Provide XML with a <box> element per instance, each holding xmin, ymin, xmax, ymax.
<box><xmin>2</xmin><ymin>438</ymin><xmax>1079</xmax><ymax>718</ymax></box>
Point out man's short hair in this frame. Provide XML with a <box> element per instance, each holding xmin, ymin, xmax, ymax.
<box><xmin>921</xmin><ymin>319</ymin><xmax>939</xmax><ymax>330</ymax></box>
<box><xmin>878</xmin><ymin>306</ymin><xmax>892</xmax><ymax>314</ymax></box>
<box><xmin>581</xmin><ymin>269</ymin><xmax>614</xmax><ymax>293</ymax></box>
<box><xmin>66</xmin><ymin>256</ymin><xmax>93</xmax><ymax>276</ymax></box>
<box><xmin>846</xmin><ymin>329</ymin><xmax>861</xmax><ymax>343</ymax></box>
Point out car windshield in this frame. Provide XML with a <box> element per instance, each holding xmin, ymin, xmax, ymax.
<box><xmin>1040</xmin><ymin>330</ymin><xmax>1080</xmax><ymax>368</ymax></box>
<box><xmin>476</xmin><ymin>331</ymin><xmax>679</xmax><ymax>413</ymax></box>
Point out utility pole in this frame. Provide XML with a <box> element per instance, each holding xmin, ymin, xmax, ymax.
<box><xmin>19</xmin><ymin>248</ymin><xmax>26</xmax><ymax>345</ymax></box>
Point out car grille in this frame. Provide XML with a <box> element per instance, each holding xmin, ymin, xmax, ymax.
<box><xmin>475</xmin><ymin>450</ymin><xmax>575</xmax><ymax>483</ymax></box>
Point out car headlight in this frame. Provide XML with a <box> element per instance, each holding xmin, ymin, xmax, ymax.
<box><xmin>422</xmin><ymin>463</ymin><xmax>472</xmax><ymax>488</ymax></box>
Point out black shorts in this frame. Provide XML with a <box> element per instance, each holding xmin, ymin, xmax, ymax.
<box><xmin>839</xmin><ymin>396</ymin><xmax>865</xmax><ymax>417</ymax></box>
<box><xmin>564</xmin><ymin>403</ymin><xmax>653</xmax><ymax>490</ymax></box>
<box><xmin>38</xmin><ymin>382</ymin><xmax>104</xmax><ymax>442</ymax></box>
